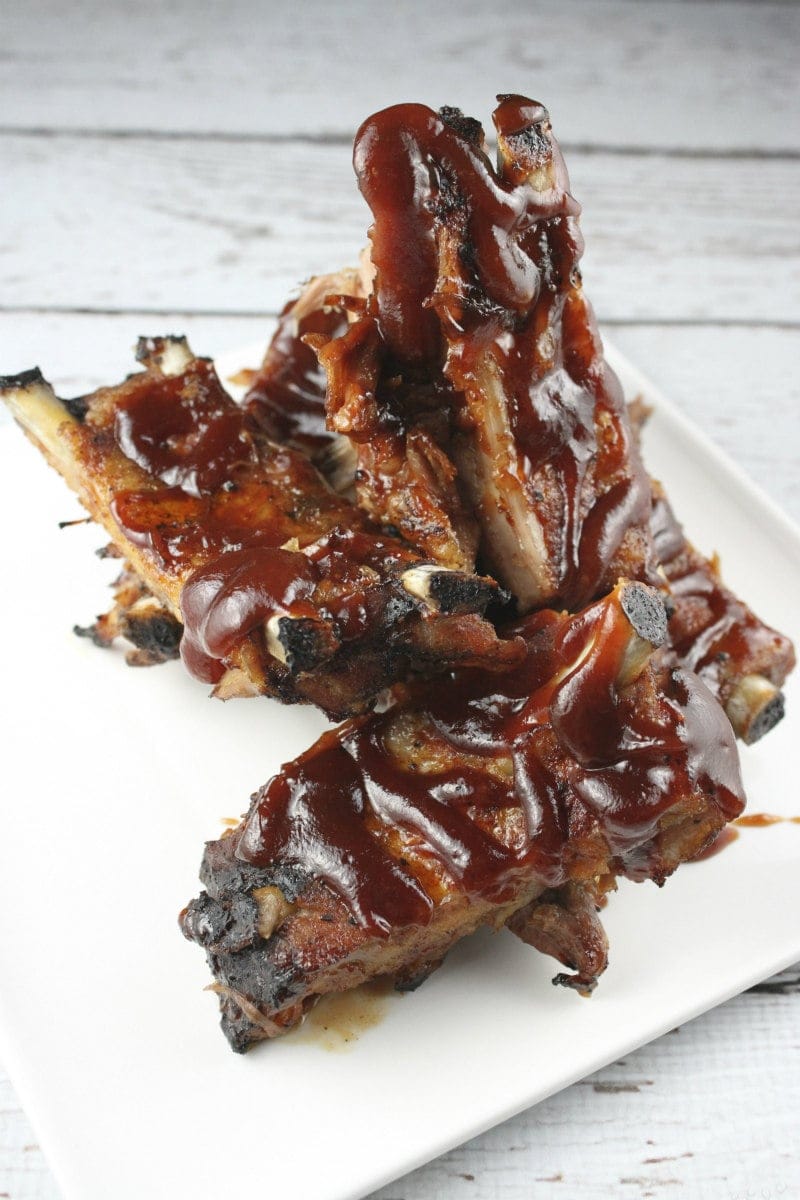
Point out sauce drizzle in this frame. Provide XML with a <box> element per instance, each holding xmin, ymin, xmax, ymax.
<box><xmin>238</xmin><ymin>591</ymin><xmax>745</xmax><ymax>932</ymax></box>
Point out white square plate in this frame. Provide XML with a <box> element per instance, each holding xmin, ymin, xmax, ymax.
<box><xmin>0</xmin><ymin>341</ymin><xmax>798</xmax><ymax>1200</ymax></box>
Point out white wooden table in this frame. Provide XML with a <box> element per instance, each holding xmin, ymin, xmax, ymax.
<box><xmin>2</xmin><ymin>2</ymin><xmax>798</xmax><ymax>1196</ymax></box>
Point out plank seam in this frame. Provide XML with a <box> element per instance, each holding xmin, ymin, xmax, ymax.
<box><xmin>0</xmin><ymin>127</ymin><xmax>798</xmax><ymax>161</ymax></box>
<box><xmin>2</xmin><ymin>306</ymin><xmax>798</xmax><ymax>330</ymax></box>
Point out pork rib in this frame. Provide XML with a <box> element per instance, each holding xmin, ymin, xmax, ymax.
<box><xmin>0</xmin><ymin>339</ymin><xmax>521</xmax><ymax>719</ymax></box>
<box><xmin>314</xmin><ymin>96</ymin><xmax>659</xmax><ymax>610</ymax></box>
<box><xmin>181</xmin><ymin>581</ymin><xmax>744</xmax><ymax>1051</ymax></box>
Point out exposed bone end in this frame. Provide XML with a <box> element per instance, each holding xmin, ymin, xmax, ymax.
<box><xmin>265</xmin><ymin>614</ymin><xmax>340</xmax><ymax>673</ymax></box>
<box><xmin>725</xmin><ymin>674</ymin><xmax>786</xmax><ymax>744</ymax></box>
<box><xmin>252</xmin><ymin>885</ymin><xmax>294</xmax><ymax>941</ymax></box>
<box><xmin>135</xmin><ymin>335</ymin><xmax>194</xmax><ymax>377</ymax></box>
<box><xmin>493</xmin><ymin>95</ymin><xmax>553</xmax><ymax>189</ymax></box>
<box><xmin>617</xmin><ymin>582</ymin><xmax>669</xmax><ymax>688</ymax></box>
<box><xmin>0</xmin><ymin>366</ymin><xmax>47</xmax><ymax>391</ymax></box>
<box><xmin>492</xmin><ymin>95</ymin><xmax>579</xmax><ymax>221</ymax></box>
<box><xmin>212</xmin><ymin>667</ymin><xmax>264</xmax><ymax>701</ymax></box>
<box><xmin>0</xmin><ymin>369</ymin><xmax>88</xmax><ymax>489</ymax></box>
<box><xmin>399</xmin><ymin>564</ymin><xmax>499</xmax><ymax>615</ymax></box>
<box><xmin>290</xmin><ymin>266</ymin><xmax>366</xmax><ymax>322</ymax></box>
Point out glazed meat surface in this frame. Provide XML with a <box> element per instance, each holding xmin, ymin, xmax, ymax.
<box><xmin>243</xmin><ymin>267</ymin><xmax>366</xmax><ymax>476</ymax></box>
<box><xmin>0</xmin><ymin>338</ymin><xmax>521</xmax><ymax>719</ymax></box>
<box><xmin>181</xmin><ymin>582</ymin><xmax>745</xmax><ymax>1051</ymax></box>
<box><xmin>314</xmin><ymin>96</ymin><xmax>659</xmax><ymax>607</ymax></box>
<box><xmin>243</xmin><ymin>276</ymin><xmax>796</xmax><ymax>743</ymax></box>
<box><xmin>651</xmin><ymin>483</ymin><xmax>795</xmax><ymax>742</ymax></box>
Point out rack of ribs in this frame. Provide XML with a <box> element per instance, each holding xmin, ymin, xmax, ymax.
<box><xmin>181</xmin><ymin>581</ymin><xmax>745</xmax><ymax>1051</ymax></box>
<box><xmin>240</xmin><ymin>269</ymin><xmax>796</xmax><ymax>744</ymax></box>
<box><xmin>2</xmin><ymin>93</ymin><xmax>792</xmax><ymax>1058</ymax></box>
<box><xmin>312</xmin><ymin>96</ymin><xmax>659</xmax><ymax>609</ymax></box>
<box><xmin>0</xmin><ymin>337</ymin><xmax>521</xmax><ymax>719</ymax></box>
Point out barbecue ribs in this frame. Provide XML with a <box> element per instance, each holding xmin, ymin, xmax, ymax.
<box><xmin>181</xmin><ymin>581</ymin><xmax>745</xmax><ymax>1051</ymax></box>
<box><xmin>312</xmin><ymin>96</ymin><xmax>659</xmax><ymax>609</ymax></box>
<box><xmin>0</xmin><ymin>338</ymin><xmax>521</xmax><ymax>719</ymax></box>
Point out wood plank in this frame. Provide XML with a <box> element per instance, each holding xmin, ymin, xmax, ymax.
<box><xmin>2</xmin><ymin>966</ymin><xmax>798</xmax><ymax>1200</ymax></box>
<box><xmin>609</xmin><ymin>324</ymin><xmax>800</xmax><ymax>522</ymax></box>
<box><xmin>370</xmin><ymin>969</ymin><xmax>800</xmax><ymax>1198</ymax></box>
<box><xmin>3</xmin><ymin>1</ymin><xmax>799</xmax><ymax>152</ymax></box>
<box><xmin>2</xmin><ymin>135</ymin><xmax>798</xmax><ymax>322</ymax></box>
<box><xmin>0</xmin><ymin>311</ymin><xmax>269</xmax><ymax>397</ymax></box>
<box><xmin>2</xmin><ymin>314</ymin><xmax>797</xmax><ymax>522</ymax></box>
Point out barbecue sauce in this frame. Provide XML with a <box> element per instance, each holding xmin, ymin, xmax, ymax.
<box><xmin>114</xmin><ymin>362</ymin><xmax>258</xmax><ymax>496</ymax></box>
<box><xmin>238</xmin><ymin>591</ymin><xmax>745</xmax><ymax>933</ymax></box>
<box><xmin>245</xmin><ymin>297</ymin><xmax>346</xmax><ymax>458</ymax></box>
<box><xmin>735</xmin><ymin>813</ymin><xmax>800</xmax><ymax>828</ymax></box>
<box><xmin>691</xmin><ymin>811</ymin><xmax>800</xmax><ymax>862</ymax></box>
<box><xmin>351</xmin><ymin>96</ymin><xmax>654</xmax><ymax>609</ymax></box>
<box><xmin>652</xmin><ymin>490</ymin><xmax>796</xmax><ymax>691</ymax></box>
<box><xmin>107</xmin><ymin>357</ymin><xmax>445</xmax><ymax>688</ymax></box>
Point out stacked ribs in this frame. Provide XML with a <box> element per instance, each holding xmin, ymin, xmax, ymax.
<box><xmin>2</xmin><ymin>95</ymin><xmax>793</xmax><ymax>1051</ymax></box>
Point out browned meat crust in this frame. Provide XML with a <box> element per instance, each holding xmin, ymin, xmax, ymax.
<box><xmin>0</xmin><ymin>339</ymin><xmax>521</xmax><ymax>720</ymax></box>
<box><xmin>181</xmin><ymin>583</ymin><xmax>744</xmax><ymax>1051</ymax></box>
<box><xmin>316</xmin><ymin>313</ymin><xmax>482</xmax><ymax>571</ymax></box>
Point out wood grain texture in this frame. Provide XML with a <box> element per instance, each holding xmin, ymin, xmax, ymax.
<box><xmin>3</xmin><ymin>0</ymin><xmax>799</xmax><ymax>152</ymax></box>
<box><xmin>370</xmin><ymin>967</ymin><xmax>800</xmax><ymax>1199</ymax></box>
<box><xmin>2</xmin><ymin>134</ymin><xmax>798</xmax><ymax>321</ymax></box>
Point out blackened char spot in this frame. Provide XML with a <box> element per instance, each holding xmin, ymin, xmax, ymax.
<box><xmin>62</xmin><ymin>394</ymin><xmax>90</xmax><ymax>422</ymax></box>
<box><xmin>125</xmin><ymin>612</ymin><xmax>182</xmax><ymax>659</ymax></box>
<box><xmin>438</xmin><ymin>106</ymin><xmax>484</xmax><ymax>148</ymax></box>
<box><xmin>275</xmin><ymin>616</ymin><xmax>336</xmax><ymax>673</ymax></box>
<box><xmin>0</xmin><ymin>367</ymin><xmax>46</xmax><ymax>389</ymax></box>
<box><xmin>219</xmin><ymin>997</ymin><xmax>261</xmax><ymax>1054</ymax></box>
<box><xmin>427</xmin><ymin>571</ymin><xmax>497</xmax><ymax>615</ymax></box>
<box><xmin>383</xmin><ymin>590</ymin><xmax>416</xmax><ymax>624</ymax></box>
<box><xmin>180</xmin><ymin>889</ymin><xmax>261</xmax><ymax>955</ymax></box>
<box><xmin>211</xmin><ymin>942</ymin><xmax>302</xmax><ymax>1015</ymax></box>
